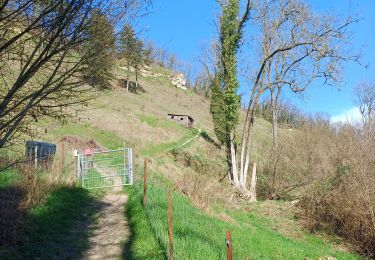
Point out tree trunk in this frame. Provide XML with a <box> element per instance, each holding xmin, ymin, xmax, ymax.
<box><xmin>126</xmin><ymin>62</ymin><xmax>130</xmax><ymax>92</ymax></box>
<box><xmin>249</xmin><ymin>162</ymin><xmax>257</xmax><ymax>202</ymax></box>
<box><xmin>270</xmin><ymin>87</ymin><xmax>281</xmax><ymax>191</ymax></box>
<box><xmin>228</xmin><ymin>132</ymin><xmax>239</xmax><ymax>186</ymax></box>
<box><xmin>135</xmin><ymin>71</ymin><xmax>138</xmax><ymax>91</ymax></box>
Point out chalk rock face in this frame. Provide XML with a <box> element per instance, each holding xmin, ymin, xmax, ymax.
<box><xmin>169</xmin><ymin>73</ymin><xmax>187</xmax><ymax>90</ymax></box>
<box><xmin>119</xmin><ymin>65</ymin><xmax>162</xmax><ymax>78</ymax></box>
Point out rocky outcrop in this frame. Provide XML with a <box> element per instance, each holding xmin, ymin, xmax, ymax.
<box><xmin>119</xmin><ymin>64</ymin><xmax>187</xmax><ymax>90</ymax></box>
<box><xmin>119</xmin><ymin>65</ymin><xmax>163</xmax><ymax>78</ymax></box>
<box><xmin>169</xmin><ymin>73</ymin><xmax>187</xmax><ymax>90</ymax></box>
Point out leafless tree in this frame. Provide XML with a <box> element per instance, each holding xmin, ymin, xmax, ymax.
<box><xmin>0</xmin><ymin>0</ymin><xmax>150</xmax><ymax>150</ymax></box>
<box><xmin>234</xmin><ymin>0</ymin><xmax>359</xmax><ymax>192</ymax></box>
<box><xmin>194</xmin><ymin>40</ymin><xmax>218</xmax><ymax>97</ymax></box>
<box><xmin>354</xmin><ymin>80</ymin><xmax>375</xmax><ymax>128</ymax></box>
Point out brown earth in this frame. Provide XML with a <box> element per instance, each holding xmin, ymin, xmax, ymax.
<box><xmin>83</xmin><ymin>192</ymin><xmax>129</xmax><ymax>260</ymax></box>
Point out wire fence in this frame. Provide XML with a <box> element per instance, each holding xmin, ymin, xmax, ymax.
<box><xmin>132</xmin><ymin>157</ymin><xmax>233</xmax><ymax>260</ymax></box>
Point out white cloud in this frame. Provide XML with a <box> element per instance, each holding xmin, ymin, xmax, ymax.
<box><xmin>331</xmin><ymin>107</ymin><xmax>362</xmax><ymax>124</ymax></box>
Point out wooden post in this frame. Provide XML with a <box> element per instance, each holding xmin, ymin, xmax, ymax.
<box><xmin>168</xmin><ymin>192</ymin><xmax>173</xmax><ymax>260</ymax></box>
<box><xmin>73</xmin><ymin>150</ymin><xmax>78</xmax><ymax>179</ymax></box>
<box><xmin>226</xmin><ymin>230</ymin><xmax>232</xmax><ymax>260</ymax></box>
<box><xmin>61</xmin><ymin>142</ymin><xmax>65</xmax><ymax>170</ymax></box>
<box><xmin>143</xmin><ymin>158</ymin><xmax>147</xmax><ymax>207</ymax></box>
<box><xmin>34</xmin><ymin>146</ymin><xmax>38</xmax><ymax>169</ymax></box>
<box><xmin>133</xmin><ymin>153</ymin><xmax>137</xmax><ymax>184</ymax></box>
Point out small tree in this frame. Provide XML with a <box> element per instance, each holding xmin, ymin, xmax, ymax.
<box><xmin>132</xmin><ymin>39</ymin><xmax>144</xmax><ymax>90</ymax></box>
<box><xmin>84</xmin><ymin>10</ymin><xmax>116</xmax><ymax>89</ymax></box>
<box><xmin>119</xmin><ymin>25</ymin><xmax>137</xmax><ymax>91</ymax></box>
<box><xmin>354</xmin><ymin>80</ymin><xmax>375</xmax><ymax>129</ymax></box>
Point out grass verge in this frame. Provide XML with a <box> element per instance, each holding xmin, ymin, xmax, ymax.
<box><xmin>125</xmin><ymin>174</ymin><xmax>360</xmax><ymax>259</ymax></box>
<box><xmin>0</xmin><ymin>172</ymin><xmax>102</xmax><ymax>260</ymax></box>
<box><xmin>19</xmin><ymin>187</ymin><xmax>101</xmax><ymax>259</ymax></box>
<box><xmin>123</xmin><ymin>186</ymin><xmax>166</xmax><ymax>259</ymax></box>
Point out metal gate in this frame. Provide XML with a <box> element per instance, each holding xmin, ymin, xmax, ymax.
<box><xmin>77</xmin><ymin>148</ymin><xmax>133</xmax><ymax>189</ymax></box>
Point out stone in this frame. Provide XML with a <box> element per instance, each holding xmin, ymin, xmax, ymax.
<box><xmin>169</xmin><ymin>73</ymin><xmax>187</xmax><ymax>90</ymax></box>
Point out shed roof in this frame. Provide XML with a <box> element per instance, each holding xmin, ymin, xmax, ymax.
<box><xmin>167</xmin><ymin>113</ymin><xmax>194</xmax><ymax>121</ymax></box>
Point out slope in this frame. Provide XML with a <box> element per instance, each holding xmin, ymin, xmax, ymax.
<box><xmin>35</xmin><ymin>63</ymin><xmax>360</xmax><ymax>259</ymax></box>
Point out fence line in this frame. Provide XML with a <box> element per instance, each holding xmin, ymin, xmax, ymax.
<box><xmin>133</xmin><ymin>155</ymin><xmax>234</xmax><ymax>259</ymax></box>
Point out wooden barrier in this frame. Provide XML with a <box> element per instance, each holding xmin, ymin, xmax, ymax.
<box><xmin>61</xmin><ymin>142</ymin><xmax>65</xmax><ymax>169</ymax></box>
<box><xmin>143</xmin><ymin>158</ymin><xmax>147</xmax><ymax>207</ymax></box>
<box><xmin>226</xmin><ymin>230</ymin><xmax>232</xmax><ymax>260</ymax></box>
<box><xmin>73</xmin><ymin>150</ymin><xmax>78</xmax><ymax>178</ymax></box>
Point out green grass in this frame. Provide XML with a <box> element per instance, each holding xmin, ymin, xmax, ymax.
<box><xmin>0</xmin><ymin>168</ymin><xmax>19</xmax><ymax>188</ymax></box>
<box><xmin>126</xmin><ymin>175</ymin><xmax>360</xmax><ymax>260</ymax></box>
<box><xmin>46</xmin><ymin>122</ymin><xmax>125</xmax><ymax>150</ymax></box>
<box><xmin>19</xmin><ymin>187</ymin><xmax>101</xmax><ymax>259</ymax></box>
<box><xmin>139</xmin><ymin>115</ymin><xmax>183</xmax><ymax>130</ymax></box>
<box><xmin>123</xmin><ymin>186</ymin><xmax>166</xmax><ymax>259</ymax></box>
<box><xmin>141</xmin><ymin>128</ymin><xmax>199</xmax><ymax>157</ymax></box>
<box><xmin>0</xmin><ymin>180</ymin><xmax>102</xmax><ymax>259</ymax></box>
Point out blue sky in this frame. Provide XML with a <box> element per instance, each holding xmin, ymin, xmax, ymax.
<box><xmin>140</xmin><ymin>0</ymin><xmax>375</xmax><ymax>121</ymax></box>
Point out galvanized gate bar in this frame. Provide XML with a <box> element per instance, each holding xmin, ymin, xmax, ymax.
<box><xmin>77</xmin><ymin>147</ymin><xmax>133</xmax><ymax>189</ymax></box>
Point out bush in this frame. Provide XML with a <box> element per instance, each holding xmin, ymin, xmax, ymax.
<box><xmin>300</xmin><ymin>123</ymin><xmax>375</xmax><ymax>257</ymax></box>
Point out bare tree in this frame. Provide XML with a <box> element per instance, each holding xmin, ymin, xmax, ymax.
<box><xmin>195</xmin><ymin>40</ymin><xmax>218</xmax><ymax>97</ymax></box>
<box><xmin>354</xmin><ymin>80</ymin><xmax>375</xmax><ymax>128</ymax></box>
<box><xmin>0</xmin><ymin>0</ymin><xmax>150</xmax><ymax>150</ymax></box>
<box><xmin>236</xmin><ymin>0</ymin><xmax>359</xmax><ymax>193</ymax></box>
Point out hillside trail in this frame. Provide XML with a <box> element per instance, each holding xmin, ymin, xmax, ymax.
<box><xmin>83</xmin><ymin>172</ymin><xmax>129</xmax><ymax>259</ymax></box>
<box><xmin>83</xmin><ymin>127</ymin><xmax>201</xmax><ymax>259</ymax></box>
<box><xmin>156</xmin><ymin>127</ymin><xmax>202</xmax><ymax>159</ymax></box>
<box><xmin>180</xmin><ymin>128</ymin><xmax>201</xmax><ymax>148</ymax></box>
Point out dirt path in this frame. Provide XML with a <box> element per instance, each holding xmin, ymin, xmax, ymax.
<box><xmin>84</xmin><ymin>169</ymin><xmax>129</xmax><ymax>260</ymax></box>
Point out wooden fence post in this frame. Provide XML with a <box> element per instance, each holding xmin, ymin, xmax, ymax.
<box><xmin>168</xmin><ymin>191</ymin><xmax>173</xmax><ymax>260</ymax></box>
<box><xmin>73</xmin><ymin>150</ymin><xmax>78</xmax><ymax>179</ymax></box>
<box><xmin>143</xmin><ymin>158</ymin><xmax>147</xmax><ymax>207</ymax></box>
<box><xmin>226</xmin><ymin>230</ymin><xmax>232</xmax><ymax>260</ymax></box>
<box><xmin>133</xmin><ymin>153</ymin><xmax>136</xmax><ymax>182</ymax></box>
<box><xmin>61</xmin><ymin>142</ymin><xmax>65</xmax><ymax>170</ymax></box>
<box><xmin>34</xmin><ymin>146</ymin><xmax>38</xmax><ymax>169</ymax></box>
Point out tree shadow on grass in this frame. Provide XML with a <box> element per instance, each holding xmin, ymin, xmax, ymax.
<box><xmin>0</xmin><ymin>185</ymin><xmax>26</xmax><ymax>259</ymax></box>
<box><xmin>200</xmin><ymin>130</ymin><xmax>221</xmax><ymax>149</ymax></box>
<box><xmin>118</xmin><ymin>79</ymin><xmax>147</xmax><ymax>94</ymax></box>
<box><xmin>0</xmin><ymin>186</ymin><xmax>104</xmax><ymax>259</ymax></box>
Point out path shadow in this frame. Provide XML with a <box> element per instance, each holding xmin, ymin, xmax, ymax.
<box><xmin>122</xmin><ymin>201</ymin><xmax>135</xmax><ymax>260</ymax></box>
<box><xmin>118</xmin><ymin>79</ymin><xmax>147</xmax><ymax>94</ymax></box>
<box><xmin>0</xmin><ymin>185</ymin><xmax>26</xmax><ymax>259</ymax></box>
<box><xmin>1</xmin><ymin>186</ymin><xmax>104</xmax><ymax>259</ymax></box>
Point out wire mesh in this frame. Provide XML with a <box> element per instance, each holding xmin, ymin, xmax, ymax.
<box><xmin>78</xmin><ymin>148</ymin><xmax>133</xmax><ymax>189</ymax></box>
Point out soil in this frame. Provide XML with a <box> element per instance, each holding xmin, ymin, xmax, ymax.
<box><xmin>83</xmin><ymin>192</ymin><xmax>129</xmax><ymax>260</ymax></box>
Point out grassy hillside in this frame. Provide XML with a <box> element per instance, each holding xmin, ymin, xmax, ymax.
<box><xmin>3</xmin><ymin>63</ymin><xmax>361</xmax><ymax>259</ymax></box>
